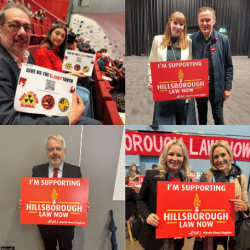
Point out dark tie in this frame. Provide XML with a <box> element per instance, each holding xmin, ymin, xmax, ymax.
<box><xmin>53</xmin><ymin>168</ymin><xmax>59</xmax><ymax>178</ymax></box>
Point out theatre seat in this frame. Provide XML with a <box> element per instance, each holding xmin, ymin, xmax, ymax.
<box><xmin>28</xmin><ymin>45</ymin><xmax>39</xmax><ymax>57</ymax></box>
<box><xmin>102</xmin><ymin>100</ymin><xmax>123</xmax><ymax>125</ymax></box>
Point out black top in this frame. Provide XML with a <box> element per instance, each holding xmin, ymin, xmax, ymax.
<box><xmin>167</xmin><ymin>37</ymin><xmax>181</xmax><ymax>61</ymax></box>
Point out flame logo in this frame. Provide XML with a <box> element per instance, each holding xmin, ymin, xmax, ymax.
<box><xmin>51</xmin><ymin>188</ymin><xmax>58</xmax><ymax>200</ymax></box>
<box><xmin>193</xmin><ymin>194</ymin><xmax>201</xmax><ymax>207</ymax></box>
<box><xmin>178</xmin><ymin>69</ymin><xmax>184</xmax><ymax>79</ymax></box>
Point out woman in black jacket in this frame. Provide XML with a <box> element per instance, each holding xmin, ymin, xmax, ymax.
<box><xmin>137</xmin><ymin>139</ymin><xmax>192</xmax><ymax>250</ymax></box>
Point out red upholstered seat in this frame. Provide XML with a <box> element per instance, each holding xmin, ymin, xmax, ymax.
<box><xmin>30</xmin><ymin>23</ymin><xmax>43</xmax><ymax>45</ymax></box>
<box><xmin>41</xmin><ymin>25</ymin><xmax>49</xmax><ymax>36</ymax></box>
<box><xmin>102</xmin><ymin>100</ymin><xmax>123</xmax><ymax>125</ymax></box>
<box><xmin>28</xmin><ymin>45</ymin><xmax>39</xmax><ymax>57</ymax></box>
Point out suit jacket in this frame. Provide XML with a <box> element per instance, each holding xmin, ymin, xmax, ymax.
<box><xmin>148</xmin><ymin>35</ymin><xmax>192</xmax><ymax>82</ymax></box>
<box><xmin>137</xmin><ymin>170</ymin><xmax>191</xmax><ymax>250</ymax></box>
<box><xmin>32</xmin><ymin>162</ymin><xmax>82</xmax><ymax>178</ymax></box>
<box><xmin>0</xmin><ymin>44</ymin><xmax>69</xmax><ymax>125</ymax></box>
<box><xmin>32</xmin><ymin>162</ymin><xmax>82</xmax><ymax>234</ymax></box>
<box><xmin>190</xmin><ymin>29</ymin><xmax>233</xmax><ymax>102</ymax></box>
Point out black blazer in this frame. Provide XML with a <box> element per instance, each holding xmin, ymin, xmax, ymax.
<box><xmin>32</xmin><ymin>162</ymin><xmax>82</xmax><ymax>178</ymax></box>
<box><xmin>0</xmin><ymin>44</ymin><xmax>69</xmax><ymax>124</ymax></box>
<box><xmin>137</xmin><ymin>170</ymin><xmax>191</xmax><ymax>250</ymax></box>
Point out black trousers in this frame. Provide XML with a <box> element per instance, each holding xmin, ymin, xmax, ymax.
<box><xmin>38</xmin><ymin>225</ymin><xmax>75</xmax><ymax>250</ymax></box>
<box><xmin>196</xmin><ymin>90</ymin><xmax>224</xmax><ymax>125</ymax></box>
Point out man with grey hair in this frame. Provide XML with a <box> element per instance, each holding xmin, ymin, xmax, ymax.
<box><xmin>0</xmin><ymin>4</ymin><xmax>101</xmax><ymax>125</ymax></box>
<box><xmin>77</xmin><ymin>37</ymin><xmax>88</xmax><ymax>52</ymax></box>
<box><xmin>20</xmin><ymin>134</ymin><xmax>88</xmax><ymax>250</ymax></box>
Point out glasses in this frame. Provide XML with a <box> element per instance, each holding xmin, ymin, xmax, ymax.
<box><xmin>3</xmin><ymin>21</ymin><xmax>33</xmax><ymax>33</ymax></box>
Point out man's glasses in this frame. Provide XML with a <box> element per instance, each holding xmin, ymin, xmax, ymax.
<box><xmin>3</xmin><ymin>21</ymin><xmax>33</xmax><ymax>33</ymax></box>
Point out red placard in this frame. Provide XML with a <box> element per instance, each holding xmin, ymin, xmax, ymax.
<box><xmin>21</xmin><ymin>177</ymin><xmax>89</xmax><ymax>226</ymax></box>
<box><xmin>139</xmin><ymin>175</ymin><xmax>145</xmax><ymax>185</ymax></box>
<box><xmin>156</xmin><ymin>182</ymin><xmax>235</xmax><ymax>238</ymax></box>
<box><xmin>125</xmin><ymin>131</ymin><xmax>250</xmax><ymax>162</ymax></box>
<box><xmin>150</xmin><ymin>59</ymin><xmax>209</xmax><ymax>101</ymax></box>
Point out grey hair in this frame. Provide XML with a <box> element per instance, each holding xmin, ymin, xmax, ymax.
<box><xmin>45</xmin><ymin>134</ymin><xmax>66</xmax><ymax>149</ymax></box>
<box><xmin>0</xmin><ymin>4</ymin><xmax>31</xmax><ymax>26</ymax></box>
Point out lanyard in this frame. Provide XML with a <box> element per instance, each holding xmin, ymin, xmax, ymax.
<box><xmin>212</xmin><ymin>175</ymin><xmax>233</xmax><ymax>183</ymax></box>
<box><xmin>167</xmin><ymin>175</ymin><xmax>180</xmax><ymax>182</ymax></box>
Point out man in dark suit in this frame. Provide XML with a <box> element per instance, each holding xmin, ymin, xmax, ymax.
<box><xmin>20</xmin><ymin>134</ymin><xmax>88</xmax><ymax>250</ymax></box>
<box><xmin>0</xmin><ymin>5</ymin><xmax>101</xmax><ymax>125</ymax></box>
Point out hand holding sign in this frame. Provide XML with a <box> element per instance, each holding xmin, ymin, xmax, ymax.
<box><xmin>68</xmin><ymin>93</ymin><xmax>85</xmax><ymax>125</ymax></box>
<box><xmin>146</xmin><ymin>213</ymin><xmax>160</xmax><ymax>227</ymax></box>
<box><xmin>229</xmin><ymin>198</ymin><xmax>248</xmax><ymax>212</ymax></box>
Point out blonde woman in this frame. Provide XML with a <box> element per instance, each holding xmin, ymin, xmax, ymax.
<box><xmin>197</xmin><ymin>140</ymin><xmax>250</xmax><ymax>249</ymax></box>
<box><xmin>126</xmin><ymin>163</ymin><xmax>140</xmax><ymax>181</ymax></box>
<box><xmin>137</xmin><ymin>139</ymin><xmax>192</xmax><ymax>250</ymax></box>
<box><xmin>147</xmin><ymin>12</ymin><xmax>196</xmax><ymax>125</ymax></box>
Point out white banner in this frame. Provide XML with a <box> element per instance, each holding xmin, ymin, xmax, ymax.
<box><xmin>62</xmin><ymin>50</ymin><xmax>96</xmax><ymax>76</ymax></box>
<box><xmin>14</xmin><ymin>64</ymin><xmax>77</xmax><ymax>116</ymax></box>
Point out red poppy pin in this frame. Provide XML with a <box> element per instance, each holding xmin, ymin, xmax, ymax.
<box><xmin>211</xmin><ymin>47</ymin><xmax>216</xmax><ymax>51</ymax></box>
<box><xmin>215</xmin><ymin>36</ymin><xmax>218</xmax><ymax>40</ymax></box>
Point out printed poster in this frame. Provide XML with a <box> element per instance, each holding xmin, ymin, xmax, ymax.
<box><xmin>14</xmin><ymin>64</ymin><xmax>77</xmax><ymax>116</ymax></box>
<box><xmin>150</xmin><ymin>59</ymin><xmax>209</xmax><ymax>101</ymax></box>
<box><xmin>21</xmin><ymin>177</ymin><xmax>89</xmax><ymax>226</ymax></box>
<box><xmin>62</xmin><ymin>50</ymin><xmax>96</xmax><ymax>76</ymax></box>
<box><xmin>156</xmin><ymin>182</ymin><xmax>235</xmax><ymax>238</ymax></box>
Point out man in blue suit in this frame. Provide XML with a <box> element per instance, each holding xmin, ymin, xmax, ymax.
<box><xmin>190</xmin><ymin>7</ymin><xmax>233</xmax><ymax>125</ymax></box>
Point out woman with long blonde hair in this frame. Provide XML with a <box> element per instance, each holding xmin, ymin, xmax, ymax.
<box><xmin>147</xmin><ymin>12</ymin><xmax>196</xmax><ymax>125</ymax></box>
<box><xmin>137</xmin><ymin>139</ymin><xmax>192</xmax><ymax>250</ymax></box>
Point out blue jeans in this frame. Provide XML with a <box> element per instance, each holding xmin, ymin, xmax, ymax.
<box><xmin>75</xmin><ymin>85</ymin><xmax>91</xmax><ymax>117</ymax></box>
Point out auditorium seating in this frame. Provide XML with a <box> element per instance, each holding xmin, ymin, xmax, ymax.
<box><xmin>93</xmin><ymin>57</ymin><xmax>124</xmax><ymax>124</ymax></box>
<box><xmin>28</xmin><ymin>45</ymin><xmax>39</xmax><ymax>57</ymax></box>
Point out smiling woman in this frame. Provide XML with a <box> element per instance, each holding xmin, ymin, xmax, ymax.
<box><xmin>196</xmin><ymin>140</ymin><xmax>250</xmax><ymax>249</ymax></box>
<box><xmin>136</xmin><ymin>139</ymin><xmax>192</xmax><ymax>250</ymax></box>
<box><xmin>34</xmin><ymin>23</ymin><xmax>92</xmax><ymax>118</ymax></box>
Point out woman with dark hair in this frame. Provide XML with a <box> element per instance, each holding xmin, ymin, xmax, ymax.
<box><xmin>109</xmin><ymin>76</ymin><xmax>125</xmax><ymax>112</ymax></box>
<box><xmin>37</xmin><ymin>9</ymin><xmax>43</xmax><ymax>19</ymax></box>
<box><xmin>34</xmin><ymin>24</ymin><xmax>91</xmax><ymax>117</ymax></box>
<box><xmin>147</xmin><ymin>12</ymin><xmax>196</xmax><ymax>125</ymax></box>
<box><xmin>96</xmin><ymin>48</ymin><xmax>107</xmax><ymax>60</ymax></box>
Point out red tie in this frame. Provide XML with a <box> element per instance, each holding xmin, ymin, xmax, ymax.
<box><xmin>53</xmin><ymin>168</ymin><xmax>59</xmax><ymax>178</ymax></box>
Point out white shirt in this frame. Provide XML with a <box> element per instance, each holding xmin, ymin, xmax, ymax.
<box><xmin>48</xmin><ymin>163</ymin><xmax>64</xmax><ymax>178</ymax></box>
<box><xmin>7</xmin><ymin>49</ymin><xmax>29</xmax><ymax>69</ymax></box>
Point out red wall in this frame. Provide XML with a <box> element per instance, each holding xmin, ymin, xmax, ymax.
<box><xmin>28</xmin><ymin>0</ymin><xmax>70</xmax><ymax>22</ymax></box>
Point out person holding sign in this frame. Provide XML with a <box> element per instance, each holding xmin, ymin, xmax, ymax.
<box><xmin>137</xmin><ymin>139</ymin><xmax>192</xmax><ymax>250</ymax></box>
<box><xmin>126</xmin><ymin>163</ymin><xmax>140</xmax><ymax>182</ymax></box>
<box><xmin>19</xmin><ymin>134</ymin><xmax>90</xmax><ymax>250</ymax></box>
<box><xmin>0</xmin><ymin>5</ymin><xmax>100</xmax><ymax>125</ymax></box>
<box><xmin>34</xmin><ymin>23</ymin><xmax>92</xmax><ymax>118</ymax></box>
<box><xmin>190</xmin><ymin>7</ymin><xmax>233</xmax><ymax>125</ymax></box>
<box><xmin>147</xmin><ymin>12</ymin><xmax>196</xmax><ymax>125</ymax></box>
<box><xmin>196</xmin><ymin>140</ymin><xmax>250</xmax><ymax>249</ymax></box>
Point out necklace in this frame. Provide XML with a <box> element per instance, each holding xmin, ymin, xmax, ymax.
<box><xmin>168</xmin><ymin>172</ymin><xmax>180</xmax><ymax>178</ymax></box>
<box><xmin>171</xmin><ymin>47</ymin><xmax>177</xmax><ymax>61</ymax></box>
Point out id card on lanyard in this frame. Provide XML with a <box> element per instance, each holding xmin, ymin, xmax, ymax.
<box><xmin>212</xmin><ymin>175</ymin><xmax>233</xmax><ymax>183</ymax></box>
